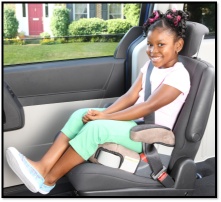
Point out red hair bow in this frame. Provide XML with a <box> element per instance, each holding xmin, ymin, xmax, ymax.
<box><xmin>149</xmin><ymin>10</ymin><xmax>159</xmax><ymax>25</ymax></box>
<box><xmin>166</xmin><ymin>12</ymin><xmax>181</xmax><ymax>27</ymax></box>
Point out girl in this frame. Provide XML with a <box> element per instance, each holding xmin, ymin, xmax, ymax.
<box><xmin>6</xmin><ymin>9</ymin><xmax>190</xmax><ymax>195</ymax></box>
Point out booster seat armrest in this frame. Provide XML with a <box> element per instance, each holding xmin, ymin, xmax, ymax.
<box><xmin>130</xmin><ymin>124</ymin><xmax>175</xmax><ymax>147</ymax></box>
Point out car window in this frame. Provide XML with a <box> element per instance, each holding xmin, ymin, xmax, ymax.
<box><xmin>3</xmin><ymin>3</ymin><xmax>141</xmax><ymax>66</ymax></box>
<box><xmin>183</xmin><ymin>3</ymin><xmax>216</xmax><ymax>38</ymax></box>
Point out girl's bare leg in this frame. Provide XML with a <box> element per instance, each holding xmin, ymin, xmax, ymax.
<box><xmin>26</xmin><ymin>132</ymin><xmax>71</xmax><ymax>178</ymax></box>
<box><xmin>43</xmin><ymin>146</ymin><xmax>85</xmax><ymax>186</ymax></box>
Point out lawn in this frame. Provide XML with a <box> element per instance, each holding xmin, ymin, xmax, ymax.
<box><xmin>3</xmin><ymin>42</ymin><xmax>118</xmax><ymax>66</ymax></box>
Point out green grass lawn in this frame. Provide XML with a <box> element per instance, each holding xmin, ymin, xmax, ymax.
<box><xmin>3</xmin><ymin>42</ymin><xmax>118</xmax><ymax>66</ymax></box>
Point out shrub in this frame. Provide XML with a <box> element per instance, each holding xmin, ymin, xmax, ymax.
<box><xmin>18</xmin><ymin>31</ymin><xmax>25</xmax><ymax>37</ymax></box>
<box><xmin>75</xmin><ymin>36</ymin><xmax>87</xmax><ymax>42</ymax></box>
<box><xmin>90</xmin><ymin>36</ymin><xmax>100</xmax><ymax>42</ymax></box>
<box><xmin>67</xmin><ymin>37</ymin><xmax>77</xmax><ymax>43</ymax></box>
<box><xmin>50</xmin><ymin>6</ymin><xmax>70</xmax><ymax>37</ymax></box>
<box><xmin>40</xmin><ymin>38</ymin><xmax>60</xmax><ymax>45</ymax></box>
<box><xmin>108</xmin><ymin>37</ymin><xmax>118</xmax><ymax>42</ymax></box>
<box><xmin>4</xmin><ymin>39</ymin><xmax>11</xmax><ymax>45</ymax></box>
<box><xmin>106</xmin><ymin>19</ymin><xmax>133</xmax><ymax>34</ymax></box>
<box><xmin>55</xmin><ymin>37</ymin><xmax>67</xmax><ymax>43</ymax></box>
<box><xmin>4</xmin><ymin>8</ymin><xmax>19</xmax><ymax>39</ymax></box>
<box><xmin>99</xmin><ymin>36</ymin><xmax>108</xmax><ymax>42</ymax></box>
<box><xmin>123</xmin><ymin>4</ymin><xmax>141</xmax><ymax>26</ymax></box>
<box><xmin>4</xmin><ymin>38</ymin><xmax>23</xmax><ymax>45</ymax></box>
<box><xmin>117</xmin><ymin>35</ymin><xmax>124</xmax><ymax>42</ymax></box>
<box><xmin>40</xmin><ymin>32</ymin><xmax>50</xmax><ymax>38</ymax></box>
<box><xmin>13</xmin><ymin>39</ymin><xmax>23</xmax><ymax>45</ymax></box>
<box><xmin>68</xmin><ymin>18</ymin><xmax>107</xmax><ymax>36</ymax></box>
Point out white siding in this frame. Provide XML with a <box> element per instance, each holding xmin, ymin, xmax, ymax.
<box><xmin>42</xmin><ymin>3</ymin><xmax>55</xmax><ymax>36</ymax></box>
<box><xmin>16</xmin><ymin>4</ymin><xmax>29</xmax><ymax>36</ymax></box>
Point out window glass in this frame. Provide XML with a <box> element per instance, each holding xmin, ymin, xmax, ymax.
<box><xmin>75</xmin><ymin>4</ymin><xmax>87</xmax><ymax>20</ymax></box>
<box><xmin>109</xmin><ymin>4</ymin><xmax>122</xmax><ymax>19</ymax></box>
<box><xmin>3</xmin><ymin>3</ymin><xmax>142</xmax><ymax>66</ymax></box>
<box><xmin>184</xmin><ymin>3</ymin><xmax>215</xmax><ymax>37</ymax></box>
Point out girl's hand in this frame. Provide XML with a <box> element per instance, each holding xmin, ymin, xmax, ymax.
<box><xmin>86</xmin><ymin>109</ymin><xmax>109</xmax><ymax>121</ymax></box>
<box><xmin>82</xmin><ymin>114</ymin><xmax>91</xmax><ymax>125</ymax></box>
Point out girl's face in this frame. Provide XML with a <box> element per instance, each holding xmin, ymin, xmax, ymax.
<box><xmin>146</xmin><ymin>28</ymin><xmax>183</xmax><ymax>68</ymax></box>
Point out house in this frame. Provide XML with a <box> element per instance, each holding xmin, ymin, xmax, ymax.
<box><xmin>11</xmin><ymin>3</ymin><xmax>125</xmax><ymax>36</ymax></box>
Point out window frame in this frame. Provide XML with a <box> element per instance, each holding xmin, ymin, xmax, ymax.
<box><xmin>108</xmin><ymin>3</ymin><xmax>123</xmax><ymax>19</ymax></box>
<box><xmin>73</xmin><ymin>3</ymin><xmax>90</xmax><ymax>21</ymax></box>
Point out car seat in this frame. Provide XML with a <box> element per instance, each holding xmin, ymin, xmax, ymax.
<box><xmin>63</xmin><ymin>22</ymin><xmax>214</xmax><ymax>196</ymax></box>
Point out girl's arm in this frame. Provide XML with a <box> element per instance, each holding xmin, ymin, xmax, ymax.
<box><xmin>87</xmin><ymin>84</ymin><xmax>182</xmax><ymax>122</ymax></box>
<box><xmin>106</xmin><ymin>84</ymin><xmax>182</xmax><ymax>121</ymax></box>
<box><xmin>82</xmin><ymin>72</ymin><xmax>143</xmax><ymax>124</ymax></box>
<box><xmin>102</xmin><ymin>71</ymin><xmax>143</xmax><ymax>114</ymax></box>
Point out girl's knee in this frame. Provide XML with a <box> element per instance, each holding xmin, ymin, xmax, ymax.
<box><xmin>70</xmin><ymin>108</ymin><xmax>89</xmax><ymax>119</ymax></box>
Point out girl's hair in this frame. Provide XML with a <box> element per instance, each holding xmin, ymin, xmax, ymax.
<box><xmin>143</xmin><ymin>9</ymin><xmax>190</xmax><ymax>41</ymax></box>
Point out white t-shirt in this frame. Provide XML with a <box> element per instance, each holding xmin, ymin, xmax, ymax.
<box><xmin>133</xmin><ymin>60</ymin><xmax>191</xmax><ymax>129</ymax></box>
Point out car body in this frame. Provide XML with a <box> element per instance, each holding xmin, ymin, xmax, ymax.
<box><xmin>3</xmin><ymin>2</ymin><xmax>216</xmax><ymax>197</ymax></box>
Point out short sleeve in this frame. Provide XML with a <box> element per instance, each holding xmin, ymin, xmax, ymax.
<box><xmin>140</xmin><ymin>60</ymin><xmax>150</xmax><ymax>74</ymax></box>
<box><xmin>163</xmin><ymin>67</ymin><xmax>190</xmax><ymax>94</ymax></box>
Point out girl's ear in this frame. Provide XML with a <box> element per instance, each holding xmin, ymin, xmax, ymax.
<box><xmin>176</xmin><ymin>38</ymin><xmax>184</xmax><ymax>53</ymax></box>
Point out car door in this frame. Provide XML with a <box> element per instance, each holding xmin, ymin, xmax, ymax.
<box><xmin>3</xmin><ymin>3</ymin><xmax>215</xmax><ymax>196</ymax></box>
<box><xmin>3</xmin><ymin>3</ymin><xmax>150</xmax><ymax>188</ymax></box>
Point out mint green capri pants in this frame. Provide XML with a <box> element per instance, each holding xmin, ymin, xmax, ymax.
<box><xmin>61</xmin><ymin>108</ymin><xmax>142</xmax><ymax>160</ymax></box>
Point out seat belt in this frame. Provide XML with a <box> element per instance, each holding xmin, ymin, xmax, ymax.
<box><xmin>143</xmin><ymin>61</ymin><xmax>175</xmax><ymax>188</ymax></box>
<box><xmin>144</xmin><ymin>61</ymin><xmax>155</xmax><ymax>124</ymax></box>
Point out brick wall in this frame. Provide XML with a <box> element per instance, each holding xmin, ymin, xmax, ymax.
<box><xmin>96</xmin><ymin>3</ymin><xmax>102</xmax><ymax>19</ymax></box>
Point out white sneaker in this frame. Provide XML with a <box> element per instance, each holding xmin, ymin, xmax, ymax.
<box><xmin>6</xmin><ymin>147</ymin><xmax>45</xmax><ymax>193</ymax></box>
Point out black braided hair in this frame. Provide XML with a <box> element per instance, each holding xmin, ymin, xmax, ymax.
<box><xmin>143</xmin><ymin>9</ymin><xmax>190</xmax><ymax>41</ymax></box>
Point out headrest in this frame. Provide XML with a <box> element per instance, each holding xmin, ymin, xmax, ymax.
<box><xmin>179</xmin><ymin>21</ymin><xmax>209</xmax><ymax>57</ymax></box>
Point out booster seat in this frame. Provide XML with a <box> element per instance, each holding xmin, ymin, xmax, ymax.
<box><xmin>60</xmin><ymin>22</ymin><xmax>214</xmax><ymax>196</ymax></box>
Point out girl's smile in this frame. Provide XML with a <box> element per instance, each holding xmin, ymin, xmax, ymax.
<box><xmin>146</xmin><ymin>28</ymin><xmax>183</xmax><ymax>69</ymax></box>
<box><xmin>151</xmin><ymin>56</ymin><xmax>162</xmax><ymax>62</ymax></box>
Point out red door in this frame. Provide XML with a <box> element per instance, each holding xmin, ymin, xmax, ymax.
<box><xmin>28</xmin><ymin>4</ymin><xmax>43</xmax><ymax>35</ymax></box>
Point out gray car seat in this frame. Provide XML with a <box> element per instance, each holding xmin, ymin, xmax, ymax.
<box><xmin>63</xmin><ymin>22</ymin><xmax>215</xmax><ymax>196</ymax></box>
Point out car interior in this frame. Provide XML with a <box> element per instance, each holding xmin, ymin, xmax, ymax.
<box><xmin>3</xmin><ymin>3</ymin><xmax>216</xmax><ymax>197</ymax></box>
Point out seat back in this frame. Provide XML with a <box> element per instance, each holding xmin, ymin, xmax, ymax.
<box><xmin>94</xmin><ymin>22</ymin><xmax>214</xmax><ymax>174</ymax></box>
<box><xmin>168</xmin><ymin>22</ymin><xmax>215</xmax><ymax>170</ymax></box>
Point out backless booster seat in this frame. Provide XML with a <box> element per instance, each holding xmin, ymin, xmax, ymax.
<box><xmin>62</xmin><ymin>22</ymin><xmax>215</xmax><ymax>196</ymax></box>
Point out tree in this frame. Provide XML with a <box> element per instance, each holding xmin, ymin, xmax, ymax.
<box><xmin>4</xmin><ymin>7</ymin><xmax>19</xmax><ymax>39</ymax></box>
<box><xmin>50</xmin><ymin>5</ymin><xmax>70</xmax><ymax>37</ymax></box>
<box><xmin>123</xmin><ymin>4</ymin><xmax>141</xmax><ymax>26</ymax></box>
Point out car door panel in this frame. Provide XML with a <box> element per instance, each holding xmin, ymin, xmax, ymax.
<box><xmin>3</xmin><ymin>96</ymin><xmax>118</xmax><ymax>187</ymax></box>
<box><xmin>4</xmin><ymin>56</ymin><xmax>126</xmax><ymax>188</ymax></box>
<box><xmin>4</xmin><ymin>57</ymin><xmax>125</xmax><ymax>106</ymax></box>
<box><xmin>3</xmin><ymin>25</ymin><xmax>145</xmax><ymax>188</ymax></box>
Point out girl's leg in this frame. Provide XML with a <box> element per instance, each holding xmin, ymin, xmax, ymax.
<box><xmin>41</xmin><ymin>119</ymin><xmax>142</xmax><ymax>186</ymax></box>
<box><xmin>26</xmin><ymin>108</ymin><xmax>105</xmax><ymax>178</ymax></box>
<box><xmin>43</xmin><ymin>147</ymin><xmax>84</xmax><ymax>186</ymax></box>
<box><xmin>26</xmin><ymin>132</ymin><xmax>70</xmax><ymax>178</ymax></box>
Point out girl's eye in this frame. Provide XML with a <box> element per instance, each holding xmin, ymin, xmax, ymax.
<box><xmin>159</xmin><ymin>43</ymin><xmax>164</xmax><ymax>47</ymax></box>
<box><xmin>147</xmin><ymin>44</ymin><xmax>152</xmax><ymax>47</ymax></box>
